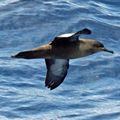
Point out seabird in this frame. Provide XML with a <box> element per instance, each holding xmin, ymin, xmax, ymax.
<box><xmin>12</xmin><ymin>28</ymin><xmax>113</xmax><ymax>90</ymax></box>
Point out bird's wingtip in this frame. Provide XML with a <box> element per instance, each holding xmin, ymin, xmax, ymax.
<box><xmin>82</xmin><ymin>28</ymin><xmax>92</xmax><ymax>34</ymax></box>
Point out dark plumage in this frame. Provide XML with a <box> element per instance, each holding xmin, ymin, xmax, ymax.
<box><xmin>12</xmin><ymin>28</ymin><xmax>113</xmax><ymax>90</ymax></box>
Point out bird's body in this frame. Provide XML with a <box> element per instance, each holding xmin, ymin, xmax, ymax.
<box><xmin>12</xmin><ymin>28</ymin><xmax>113</xmax><ymax>90</ymax></box>
<box><xmin>14</xmin><ymin>39</ymin><xmax>103</xmax><ymax>59</ymax></box>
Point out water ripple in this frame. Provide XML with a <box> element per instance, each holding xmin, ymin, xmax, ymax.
<box><xmin>0</xmin><ymin>0</ymin><xmax>119</xmax><ymax>119</ymax></box>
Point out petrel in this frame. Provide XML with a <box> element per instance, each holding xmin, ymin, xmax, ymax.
<box><xmin>12</xmin><ymin>28</ymin><xmax>113</xmax><ymax>90</ymax></box>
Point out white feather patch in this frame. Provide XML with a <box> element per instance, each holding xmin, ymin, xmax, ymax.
<box><xmin>50</xmin><ymin>59</ymin><xmax>67</xmax><ymax>76</ymax></box>
<box><xmin>58</xmin><ymin>33</ymin><xmax>74</xmax><ymax>38</ymax></box>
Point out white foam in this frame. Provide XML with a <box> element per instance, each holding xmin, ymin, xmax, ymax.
<box><xmin>0</xmin><ymin>0</ymin><xmax>19</xmax><ymax>7</ymax></box>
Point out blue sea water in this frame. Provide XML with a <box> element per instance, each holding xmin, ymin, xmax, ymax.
<box><xmin>0</xmin><ymin>0</ymin><xmax>120</xmax><ymax>120</ymax></box>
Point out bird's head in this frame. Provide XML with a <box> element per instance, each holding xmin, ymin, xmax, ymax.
<box><xmin>80</xmin><ymin>39</ymin><xmax>114</xmax><ymax>56</ymax></box>
<box><xmin>91</xmin><ymin>40</ymin><xmax>113</xmax><ymax>54</ymax></box>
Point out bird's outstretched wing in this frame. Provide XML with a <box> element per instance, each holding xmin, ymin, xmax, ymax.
<box><xmin>50</xmin><ymin>28</ymin><xmax>91</xmax><ymax>45</ymax></box>
<box><xmin>45</xmin><ymin>59</ymin><xmax>69</xmax><ymax>90</ymax></box>
<box><xmin>70</xmin><ymin>28</ymin><xmax>91</xmax><ymax>41</ymax></box>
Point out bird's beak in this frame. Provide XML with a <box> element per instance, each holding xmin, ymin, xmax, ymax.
<box><xmin>101</xmin><ymin>47</ymin><xmax>114</xmax><ymax>54</ymax></box>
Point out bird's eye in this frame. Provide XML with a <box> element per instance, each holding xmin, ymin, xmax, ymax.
<box><xmin>94</xmin><ymin>43</ymin><xmax>104</xmax><ymax>48</ymax></box>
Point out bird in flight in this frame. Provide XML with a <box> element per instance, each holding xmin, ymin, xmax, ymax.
<box><xmin>12</xmin><ymin>28</ymin><xmax>113</xmax><ymax>90</ymax></box>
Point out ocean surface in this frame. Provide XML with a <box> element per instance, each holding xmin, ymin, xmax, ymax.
<box><xmin>0</xmin><ymin>0</ymin><xmax>120</xmax><ymax>120</ymax></box>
